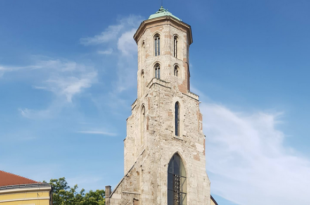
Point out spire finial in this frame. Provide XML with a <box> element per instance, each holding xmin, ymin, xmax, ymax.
<box><xmin>158</xmin><ymin>5</ymin><xmax>166</xmax><ymax>12</ymax></box>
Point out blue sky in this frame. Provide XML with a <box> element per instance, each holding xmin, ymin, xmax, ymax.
<box><xmin>0</xmin><ymin>0</ymin><xmax>309</xmax><ymax>204</ymax></box>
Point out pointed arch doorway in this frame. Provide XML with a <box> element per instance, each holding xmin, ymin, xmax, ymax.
<box><xmin>168</xmin><ymin>153</ymin><xmax>187</xmax><ymax>205</ymax></box>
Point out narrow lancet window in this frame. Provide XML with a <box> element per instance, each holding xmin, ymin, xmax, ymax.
<box><xmin>140</xmin><ymin>69</ymin><xmax>145</xmax><ymax>97</ymax></box>
<box><xmin>154</xmin><ymin>34</ymin><xmax>160</xmax><ymax>56</ymax></box>
<box><xmin>155</xmin><ymin>63</ymin><xmax>160</xmax><ymax>79</ymax></box>
<box><xmin>174</xmin><ymin>65</ymin><xmax>179</xmax><ymax>77</ymax></box>
<box><xmin>140</xmin><ymin>105</ymin><xmax>145</xmax><ymax>144</ymax></box>
<box><xmin>175</xmin><ymin>102</ymin><xmax>180</xmax><ymax>136</ymax></box>
<box><xmin>168</xmin><ymin>154</ymin><xmax>187</xmax><ymax>205</ymax></box>
<box><xmin>174</xmin><ymin>36</ymin><xmax>178</xmax><ymax>58</ymax></box>
<box><xmin>141</xmin><ymin>41</ymin><xmax>145</xmax><ymax>60</ymax></box>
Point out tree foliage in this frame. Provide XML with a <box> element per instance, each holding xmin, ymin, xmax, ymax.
<box><xmin>45</xmin><ymin>177</ymin><xmax>105</xmax><ymax>205</ymax></box>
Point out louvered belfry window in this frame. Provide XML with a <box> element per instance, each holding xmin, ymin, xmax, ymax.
<box><xmin>168</xmin><ymin>154</ymin><xmax>187</xmax><ymax>205</ymax></box>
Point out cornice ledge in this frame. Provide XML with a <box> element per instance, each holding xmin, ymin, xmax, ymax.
<box><xmin>182</xmin><ymin>91</ymin><xmax>199</xmax><ymax>101</ymax></box>
<box><xmin>147</xmin><ymin>78</ymin><xmax>171</xmax><ymax>89</ymax></box>
<box><xmin>0</xmin><ymin>183</ymin><xmax>51</xmax><ymax>193</ymax></box>
<box><xmin>133</xmin><ymin>16</ymin><xmax>193</xmax><ymax>45</ymax></box>
<box><xmin>131</xmin><ymin>99</ymin><xmax>137</xmax><ymax>110</ymax></box>
<box><xmin>122</xmin><ymin>191</ymin><xmax>140</xmax><ymax>195</ymax></box>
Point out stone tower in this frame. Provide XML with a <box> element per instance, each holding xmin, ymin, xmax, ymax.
<box><xmin>106</xmin><ymin>7</ymin><xmax>211</xmax><ymax>205</ymax></box>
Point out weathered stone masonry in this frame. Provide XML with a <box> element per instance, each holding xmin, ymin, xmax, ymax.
<box><xmin>106</xmin><ymin>7</ymin><xmax>211</xmax><ymax>205</ymax></box>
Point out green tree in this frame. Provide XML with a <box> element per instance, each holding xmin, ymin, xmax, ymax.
<box><xmin>45</xmin><ymin>177</ymin><xmax>105</xmax><ymax>205</ymax></box>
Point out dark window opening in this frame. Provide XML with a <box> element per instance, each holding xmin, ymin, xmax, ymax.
<box><xmin>155</xmin><ymin>34</ymin><xmax>160</xmax><ymax>56</ymax></box>
<box><xmin>175</xmin><ymin>102</ymin><xmax>180</xmax><ymax>136</ymax></box>
<box><xmin>174</xmin><ymin>36</ymin><xmax>178</xmax><ymax>58</ymax></box>
<box><xmin>174</xmin><ymin>66</ymin><xmax>179</xmax><ymax>77</ymax></box>
<box><xmin>168</xmin><ymin>154</ymin><xmax>187</xmax><ymax>205</ymax></box>
<box><xmin>155</xmin><ymin>63</ymin><xmax>160</xmax><ymax>79</ymax></box>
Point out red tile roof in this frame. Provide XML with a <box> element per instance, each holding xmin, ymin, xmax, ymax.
<box><xmin>0</xmin><ymin>170</ymin><xmax>39</xmax><ymax>187</ymax></box>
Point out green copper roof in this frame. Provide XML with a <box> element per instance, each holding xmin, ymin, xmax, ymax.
<box><xmin>148</xmin><ymin>6</ymin><xmax>182</xmax><ymax>21</ymax></box>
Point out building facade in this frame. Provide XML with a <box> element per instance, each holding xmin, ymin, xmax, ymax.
<box><xmin>0</xmin><ymin>170</ymin><xmax>52</xmax><ymax>205</ymax></box>
<box><xmin>106</xmin><ymin>7</ymin><xmax>211</xmax><ymax>205</ymax></box>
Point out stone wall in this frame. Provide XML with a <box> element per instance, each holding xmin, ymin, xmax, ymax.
<box><xmin>136</xmin><ymin>18</ymin><xmax>191</xmax><ymax>99</ymax></box>
<box><xmin>116</xmin><ymin>79</ymin><xmax>210</xmax><ymax>205</ymax></box>
<box><xmin>110</xmin><ymin>16</ymin><xmax>211</xmax><ymax>205</ymax></box>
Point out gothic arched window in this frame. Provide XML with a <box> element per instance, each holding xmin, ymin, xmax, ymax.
<box><xmin>175</xmin><ymin>102</ymin><xmax>180</xmax><ymax>136</ymax></box>
<box><xmin>174</xmin><ymin>36</ymin><xmax>178</xmax><ymax>58</ymax></box>
<box><xmin>174</xmin><ymin>65</ymin><xmax>179</xmax><ymax>77</ymax></box>
<box><xmin>155</xmin><ymin>63</ymin><xmax>160</xmax><ymax>79</ymax></box>
<box><xmin>168</xmin><ymin>153</ymin><xmax>187</xmax><ymax>205</ymax></box>
<box><xmin>154</xmin><ymin>34</ymin><xmax>160</xmax><ymax>56</ymax></box>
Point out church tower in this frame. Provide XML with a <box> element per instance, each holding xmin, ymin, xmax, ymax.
<box><xmin>106</xmin><ymin>7</ymin><xmax>211</xmax><ymax>205</ymax></box>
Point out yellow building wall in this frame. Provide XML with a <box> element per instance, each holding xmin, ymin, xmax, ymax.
<box><xmin>0</xmin><ymin>191</ymin><xmax>50</xmax><ymax>205</ymax></box>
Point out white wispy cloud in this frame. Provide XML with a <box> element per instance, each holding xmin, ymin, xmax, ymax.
<box><xmin>117</xmin><ymin>28</ymin><xmax>137</xmax><ymax>55</ymax></box>
<box><xmin>78</xmin><ymin>130</ymin><xmax>117</xmax><ymax>136</ymax></box>
<box><xmin>30</xmin><ymin>59</ymin><xmax>78</xmax><ymax>71</ymax></box>
<box><xmin>0</xmin><ymin>58</ymin><xmax>98</xmax><ymax>118</ymax></box>
<box><xmin>201</xmin><ymin>102</ymin><xmax>310</xmax><ymax>205</ymax></box>
<box><xmin>32</xmin><ymin>60</ymin><xmax>97</xmax><ymax>99</ymax></box>
<box><xmin>97</xmin><ymin>49</ymin><xmax>113</xmax><ymax>55</ymax></box>
<box><xmin>0</xmin><ymin>65</ymin><xmax>7</xmax><ymax>76</ymax></box>
<box><xmin>19</xmin><ymin>108</ymin><xmax>53</xmax><ymax>119</ymax></box>
<box><xmin>80</xmin><ymin>25</ymin><xmax>123</xmax><ymax>45</ymax></box>
<box><xmin>80</xmin><ymin>15</ymin><xmax>142</xmax><ymax>46</ymax></box>
<box><xmin>43</xmin><ymin>71</ymin><xmax>97</xmax><ymax>102</ymax></box>
<box><xmin>1</xmin><ymin>59</ymin><xmax>97</xmax><ymax>103</ymax></box>
<box><xmin>80</xmin><ymin>15</ymin><xmax>143</xmax><ymax>93</ymax></box>
<box><xmin>0</xmin><ymin>64</ymin><xmax>24</xmax><ymax>77</ymax></box>
<box><xmin>18</xmin><ymin>97</ymin><xmax>68</xmax><ymax>119</ymax></box>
